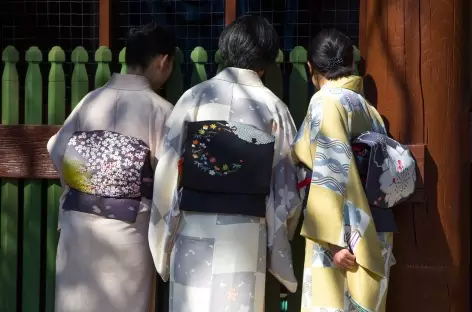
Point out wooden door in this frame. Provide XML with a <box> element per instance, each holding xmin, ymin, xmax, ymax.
<box><xmin>359</xmin><ymin>1</ymin><xmax>470</xmax><ymax>311</ymax></box>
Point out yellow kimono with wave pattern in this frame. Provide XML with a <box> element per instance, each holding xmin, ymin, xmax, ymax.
<box><xmin>293</xmin><ymin>76</ymin><xmax>395</xmax><ymax>312</ymax></box>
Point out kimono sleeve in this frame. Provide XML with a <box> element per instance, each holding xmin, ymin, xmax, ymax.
<box><xmin>295</xmin><ymin>99</ymin><xmax>353</xmax><ymax>248</ymax></box>
<box><xmin>265</xmin><ymin>101</ymin><xmax>302</xmax><ymax>293</ymax></box>
<box><xmin>47</xmin><ymin>94</ymin><xmax>87</xmax><ymax>186</ymax></box>
<box><xmin>148</xmin><ymin>89</ymin><xmax>194</xmax><ymax>282</ymax></box>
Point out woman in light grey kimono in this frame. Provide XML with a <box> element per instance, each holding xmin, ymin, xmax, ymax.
<box><xmin>47</xmin><ymin>23</ymin><xmax>175</xmax><ymax>312</ymax></box>
<box><xmin>149</xmin><ymin>16</ymin><xmax>302</xmax><ymax>312</ymax></box>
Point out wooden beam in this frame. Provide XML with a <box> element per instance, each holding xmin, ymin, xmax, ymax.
<box><xmin>0</xmin><ymin>125</ymin><xmax>59</xmax><ymax>179</ymax></box>
<box><xmin>99</xmin><ymin>0</ymin><xmax>111</xmax><ymax>46</ymax></box>
<box><xmin>225</xmin><ymin>0</ymin><xmax>237</xmax><ymax>25</ymax></box>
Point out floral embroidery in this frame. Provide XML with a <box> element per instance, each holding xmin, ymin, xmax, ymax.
<box><xmin>226</xmin><ymin>288</ymin><xmax>238</xmax><ymax>301</ymax></box>
<box><xmin>191</xmin><ymin>122</ymin><xmax>244</xmax><ymax>176</ymax></box>
<box><xmin>63</xmin><ymin>130</ymin><xmax>150</xmax><ymax>198</ymax></box>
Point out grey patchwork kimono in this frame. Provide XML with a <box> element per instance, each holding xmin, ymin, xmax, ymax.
<box><xmin>148</xmin><ymin>67</ymin><xmax>302</xmax><ymax>312</ymax></box>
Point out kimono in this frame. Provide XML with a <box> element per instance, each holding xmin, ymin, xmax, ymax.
<box><xmin>293</xmin><ymin>76</ymin><xmax>396</xmax><ymax>312</ymax></box>
<box><xmin>47</xmin><ymin>73</ymin><xmax>173</xmax><ymax>312</ymax></box>
<box><xmin>148</xmin><ymin>67</ymin><xmax>302</xmax><ymax>312</ymax></box>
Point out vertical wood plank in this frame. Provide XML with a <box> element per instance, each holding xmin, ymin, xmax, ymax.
<box><xmin>214</xmin><ymin>50</ymin><xmax>225</xmax><ymax>74</ymax></box>
<box><xmin>288</xmin><ymin>46</ymin><xmax>308</xmax><ymax>128</ymax></box>
<box><xmin>22</xmin><ymin>46</ymin><xmax>43</xmax><ymax>312</ymax></box>
<box><xmin>165</xmin><ymin>48</ymin><xmax>184</xmax><ymax>105</ymax></box>
<box><xmin>264</xmin><ymin>50</ymin><xmax>284</xmax><ymax>100</ymax></box>
<box><xmin>1</xmin><ymin>45</ymin><xmax>20</xmax><ymax>312</ymax></box>
<box><xmin>190</xmin><ymin>47</ymin><xmax>208</xmax><ymax>87</ymax></box>
<box><xmin>94</xmin><ymin>46</ymin><xmax>112</xmax><ymax>89</ymax></box>
<box><xmin>71</xmin><ymin>46</ymin><xmax>89</xmax><ymax>109</ymax></box>
<box><xmin>99</xmin><ymin>0</ymin><xmax>111</xmax><ymax>47</ymax></box>
<box><xmin>119</xmin><ymin>47</ymin><xmax>127</xmax><ymax>74</ymax></box>
<box><xmin>225</xmin><ymin>0</ymin><xmax>236</xmax><ymax>25</ymax></box>
<box><xmin>45</xmin><ymin>46</ymin><xmax>66</xmax><ymax>312</ymax></box>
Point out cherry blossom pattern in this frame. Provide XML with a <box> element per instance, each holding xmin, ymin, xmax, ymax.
<box><xmin>66</xmin><ymin>130</ymin><xmax>150</xmax><ymax>198</ymax></box>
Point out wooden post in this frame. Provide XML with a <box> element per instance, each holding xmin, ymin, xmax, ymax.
<box><xmin>359</xmin><ymin>0</ymin><xmax>470</xmax><ymax>311</ymax></box>
<box><xmin>99</xmin><ymin>0</ymin><xmax>111</xmax><ymax>47</ymax></box>
<box><xmin>225</xmin><ymin>0</ymin><xmax>236</xmax><ymax>25</ymax></box>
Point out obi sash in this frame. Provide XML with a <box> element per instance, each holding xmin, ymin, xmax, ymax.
<box><xmin>180</xmin><ymin>120</ymin><xmax>275</xmax><ymax>217</ymax></box>
<box><xmin>297</xmin><ymin>129</ymin><xmax>418</xmax><ymax>232</ymax></box>
<box><xmin>61</xmin><ymin>130</ymin><xmax>153</xmax><ymax>223</ymax></box>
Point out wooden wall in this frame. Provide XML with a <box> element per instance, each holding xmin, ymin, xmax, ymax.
<box><xmin>359</xmin><ymin>0</ymin><xmax>470</xmax><ymax>311</ymax></box>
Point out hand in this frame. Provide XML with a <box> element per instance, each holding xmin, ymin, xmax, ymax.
<box><xmin>330</xmin><ymin>245</ymin><xmax>357</xmax><ymax>270</ymax></box>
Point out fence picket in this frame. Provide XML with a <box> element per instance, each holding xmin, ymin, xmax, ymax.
<box><xmin>23</xmin><ymin>46</ymin><xmax>43</xmax><ymax>312</ymax></box>
<box><xmin>264</xmin><ymin>49</ymin><xmax>284</xmax><ymax>99</ymax></box>
<box><xmin>0</xmin><ymin>45</ymin><xmax>20</xmax><ymax>312</ymax></box>
<box><xmin>353</xmin><ymin>45</ymin><xmax>361</xmax><ymax>75</ymax></box>
<box><xmin>190</xmin><ymin>46</ymin><xmax>208</xmax><ymax>87</ymax></box>
<box><xmin>71</xmin><ymin>47</ymin><xmax>89</xmax><ymax>109</ymax></box>
<box><xmin>214</xmin><ymin>50</ymin><xmax>225</xmax><ymax>74</ymax></box>
<box><xmin>45</xmin><ymin>46</ymin><xmax>66</xmax><ymax>312</ymax></box>
<box><xmin>289</xmin><ymin>46</ymin><xmax>308</xmax><ymax>128</ymax></box>
<box><xmin>94</xmin><ymin>46</ymin><xmax>112</xmax><ymax>89</ymax></box>
<box><xmin>119</xmin><ymin>47</ymin><xmax>127</xmax><ymax>74</ymax></box>
<box><xmin>165</xmin><ymin>48</ymin><xmax>184</xmax><ymax>105</ymax></box>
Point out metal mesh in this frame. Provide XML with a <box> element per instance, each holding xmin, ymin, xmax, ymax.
<box><xmin>238</xmin><ymin>0</ymin><xmax>360</xmax><ymax>52</ymax></box>
<box><xmin>118</xmin><ymin>0</ymin><xmax>226</xmax><ymax>87</ymax></box>
<box><xmin>0</xmin><ymin>0</ymin><xmax>100</xmax><ymax>119</ymax></box>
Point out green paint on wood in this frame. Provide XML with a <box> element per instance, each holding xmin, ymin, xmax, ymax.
<box><xmin>264</xmin><ymin>49</ymin><xmax>284</xmax><ymax>99</ymax></box>
<box><xmin>47</xmin><ymin>46</ymin><xmax>66</xmax><ymax>125</ymax></box>
<box><xmin>214</xmin><ymin>50</ymin><xmax>225</xmax><ymax>74</ymax></box>
<box><xmin>2</xmin><ymin>46</ymin><xmax>19</xmax><ymax>124</ymax></box>
<box><xmin>190</xmin><ymin>46</ymin><xmax>208</xmax><ymax>87</ymax></box>
<box><xmin>289</xmin><ymin>46</ymin><xmax>309</xmax><ymax>127</ymax></box>
<box><xmin>1</xmin><ymin>45</ymin><xmax>19</xmax><ymax>312</ymax></box>
<box><xmin>119</xmin><ymin>47</ymin><xmax>127</xmax><ymax>74</ymax></box>
<box><xmin>45</xmin><ymin>46</ymin><xmax>66</xmax><ymax>312</ymax></box>
<box><xmin>71</xmin><ymin>46</ymin><xmax>89</xmax><ymax>109</ymax></box>
<box><xmin>95</xmin><ymin>46</ymin><xmax>112</xmax><ymax>89</ymax></box>
<box><xmin>22</xmin><ymin>46</ymin><xmax>43</xmax><ymax>312</ymax></box>
<box><xmin>165</xmin><ymin>48</ymin><xmax>184</xmax><ymax>105</ymax></box>
<box><xmin>353</xmin><ymin>45</ymin><xmax>361</xmax><ymax>75</ymax></box>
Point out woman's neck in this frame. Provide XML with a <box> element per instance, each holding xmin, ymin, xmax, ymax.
<box><xmin>312</xmin><ymin>75</ymin><xmax>328</xmax><ymax>89</ymax></box>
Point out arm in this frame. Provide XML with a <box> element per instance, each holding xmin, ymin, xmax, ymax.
<box><xmin>148</xmin><ymin>90</ymin><xmax>194</xmax><ymax>282</ymax></box>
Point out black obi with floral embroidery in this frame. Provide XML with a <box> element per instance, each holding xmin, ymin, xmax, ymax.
<box><xmin>180</xmin><ymin>120</ymin><xmax>275</xmax><ymax>218</ymax></box>
<box><xmin>61</xmin><ymin>130</ymin><xmax>153</xmax><ymax>223</ymax></box>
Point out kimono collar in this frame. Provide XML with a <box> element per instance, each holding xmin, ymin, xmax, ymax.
<box><xmin>214</xmin><ymin>67</ymin><xmax>264</xmax><ymax>87</ymax></box>
<box><xmin>322</xmin><ymin>75</ymin><xmax>364</xmax><ymax>94</ymax></box>
<box><xmin>105</xmin><ymin>73</ymin><xmax>151</xmax><ymax>91</ymax></box>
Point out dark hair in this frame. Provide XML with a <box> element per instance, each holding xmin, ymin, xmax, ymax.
<box><xmin>308</xmin><ymin>29</ymin><xmax>354</xmax><ymax>80</ymax></box>
<box><xmin>125</xmin><ymin>22</ymin><xmax>176</xmax><ymax>70</ymax></box>
<box><xmin>218</xmin><ymin>15</ymin><xmax>280</xmax><ymax>71</ymax></box>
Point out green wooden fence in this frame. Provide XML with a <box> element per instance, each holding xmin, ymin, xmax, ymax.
<box><xmin>0</xmin><ymin>44</ymin><xmax>359</xmax><ymax>312</ymax></box>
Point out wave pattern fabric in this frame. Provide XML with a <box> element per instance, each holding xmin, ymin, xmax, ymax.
<box><xmin>293</xmin><ymin>76</ymin><xmax>396</xmax><ymax>312</ymax></box>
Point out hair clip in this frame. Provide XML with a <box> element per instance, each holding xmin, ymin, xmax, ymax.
<box><xmin>326</xmin><ymin>57</ymin><xmax>344</xmax><ymax>69</ymax></box>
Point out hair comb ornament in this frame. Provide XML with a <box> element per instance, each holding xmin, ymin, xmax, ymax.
<box><xmin>326</xmin><ymin>57</ymin><xmax>344</xmax><ymax>69</ymax></box>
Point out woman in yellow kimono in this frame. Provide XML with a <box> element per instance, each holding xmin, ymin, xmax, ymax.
<box><xmin>293</xmin><ymin>29</ymin><xmax>396</xmax><ymax>312</ymax></box>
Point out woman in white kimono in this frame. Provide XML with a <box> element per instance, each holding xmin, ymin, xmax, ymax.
<box><xmin>149</xmin><ymin>16</ymin><xmax>302</xmax><ymax>312</ymax></box>
<box><xmin>47</xmin><ymin>22</ymin><xmax>175</xmax><ymax>312</ymax></box>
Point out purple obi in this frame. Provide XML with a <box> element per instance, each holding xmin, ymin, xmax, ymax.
<box><xmin>62</xmin><ymin>130</ymin><xmax>153</xmax><ymax>223</ymax></box>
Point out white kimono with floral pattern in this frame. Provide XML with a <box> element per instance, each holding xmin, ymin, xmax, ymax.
<box><xmin>148</xmin><ymin>67</ymin><xmax>302</xmax><ymax>312</ymax></box>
